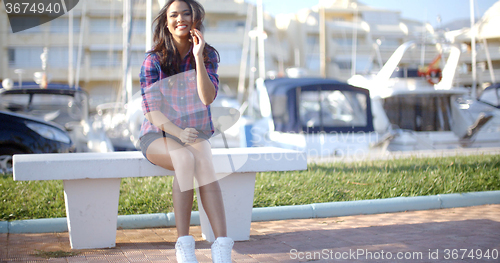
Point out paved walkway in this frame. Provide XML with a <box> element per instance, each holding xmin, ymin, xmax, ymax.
<box><xmin>1</xmin><ymin>204</ymin><xmax>499</xmax><ymax>262</ymax></box>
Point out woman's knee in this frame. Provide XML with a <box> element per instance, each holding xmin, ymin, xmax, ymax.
<box><xmin>172</xmin><ymin>149</ymin><xmax>196</xmax><ymax>171</ymax></box>
<box><xmin>194</xmin><ymin>156</ymin><xmax>215</xmax><ymax>178</ymax></box>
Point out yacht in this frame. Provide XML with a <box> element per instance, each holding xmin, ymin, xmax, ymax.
<box><xmin>240</xmin><ymin>77</ymin><xmax>379</xmax><ymax>158</ymax></box>
<box><xmin>348</xmin><ymin>41</ymin><xmax>500</xmax><ymax>151</ymax></box>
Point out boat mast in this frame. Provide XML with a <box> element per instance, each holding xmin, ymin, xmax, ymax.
<box><xmin>470</xmin><ymin>0</ymin><xmax>477</xmax><ymax>99</ymax></box>
<box><xmin>351</xmin><ymin>2</ymin><xmax>358</xmax><ymax>77</ymax></box>
<box><xmin>319</xmin><ymin>5</ymin><xmax>327</xmax><ymax>78</ymax></box>
<box><xmin>68</xmin><ymin>3</ymin><xmax>74</xmax><ymax>88</ymax></box>
<box><xmin>146</xmin><ymin>0</ymin><xmax>152</xmax><ymax>52</ymax></box>
<box><xmin>237</xmin><ymin>3</ymin><xmax>254</xmax><ymax>104</ymax></box>
<box><xmin>74</xmin><ymin>1</ymin><xmax>86</xmax><ymax>90</ymax></box>
<box><xmin>122</xmin><ymin>0</ymin><xmax>133</xmax><ymax>105</ymax></box>
<box><xmin>256</xmin><ymin>0</ymin><xmax>266</xmax><ymax>79</ymax></box>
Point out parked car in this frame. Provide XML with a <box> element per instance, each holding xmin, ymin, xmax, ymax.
<box><xmin>0</xmin><ymin>110</ymin><xmax>75</xmax><ymax>173</ymax></box>
<box><xmin>0</xmin><ymin>83</ymin><xmax>114</xmax><ymax>153</ymax></box>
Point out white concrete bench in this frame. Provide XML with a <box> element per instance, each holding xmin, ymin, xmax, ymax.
<box><xmin>13</xmin><ymin>147</ymin><xmax>307</xmax><ymax>249</ymax></box>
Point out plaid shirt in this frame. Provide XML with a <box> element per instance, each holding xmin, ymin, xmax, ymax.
<box><xmin>139</xmin><ymin>48</ymin><xmax>219</xmax><ymax>139</ymax></box>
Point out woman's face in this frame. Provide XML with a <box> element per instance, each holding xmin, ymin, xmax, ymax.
<box><xmin>166</xmin><ymin>1</ymin><xmax>192</xmax><ymax>41</ymax></box>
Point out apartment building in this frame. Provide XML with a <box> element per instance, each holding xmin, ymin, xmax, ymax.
<box><xmin>274</xmin><ymin>0</ymin><xmax>439</xmax><ymax>81</ymax></box>
<box><xmin>0</xmin><ymin>0</ymin><xmax>282</xmax><ymax>111</ymax></box>
<box><xmin>1</xmin><ymin>0</ymin><xmax>145</xmax><ymax>109</ymax></box>
<box><xmin>446</xmin><ymin>0</ymin><xmax>500</xmax><ymax>89</ymax></box>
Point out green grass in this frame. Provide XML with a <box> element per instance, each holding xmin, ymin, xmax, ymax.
<box><xmin>254</xmin><ymin>154</ymin><xmax>500</xmax><ymax>207</ymax></box>
<box><xmin>1</xmin><ymin>154</ymin><xmax>499</xmax><ymax>221</ymax></box>
<box><xmin>32</xmin><ymin>250</ymin><xmax>80</xmax><ymax>259</ymax></box>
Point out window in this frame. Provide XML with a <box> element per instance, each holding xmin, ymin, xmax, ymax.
<box><xmin>8</xmin><ymin>47</ymin><xmax>82</xmax><ymax>68</ymax></box>
<box><xmin>299</xmin><ymin>89</ymin><xmax>368</xmax><ymax>129</ymax></box>
<box><xmin>47</xmin><ymin>47</ymin><xmax>80</xmax><ymax>68</ymax></box>
<box><xmin>207</xmin><ymin>19</ymin><xmax>245</xmax><ymax>32</ymax></box>
<box><xmin>90</xmin><ymin>51</ymin><xmax>121</xmax><ymax>67</ymax></box>
<box><xmin>132</xmin><ymin>19</ymin><xmax>146</xmax><ymax>34</ymax></box>
<box><xmin>383</xmin><ymin>95</ymin><xmax>452</xmax><ymax>131</ymax></box>
<box><xmin>7</xmin><ymin>47</ymin><xmax>44</xmax><ymax>68</ymax></box>
<box><xmin>362</xmin><ymin>11</ymin><xmax>399</xmax><ymax>25</ymax></box>
<box><xmin>212</xmin><ymin>44</ymin><xmax>241</xmax><ymax>66</ymax></box>
<box><xmin>306</xmin><ymin>35</ymin><xmax>318</xmax><ymax>46</ymax></box>
<box><xmin>90</xmin><ymin>50</ymin><xmax>144</xmax><ymax>68</ymax></box>
<box><xmin>90</xmin><ymin>18</ymin><xmax>121</xmax><ymax>33</ymax></box>
<box><xmin>131</xmin><ymin>51</ymin><xmax>146</xmax><ymax>67</ymax></box>
<box><xmin>50</xmin><ymin>18</ymin><xmax>81</xmax><ymax>33</ymax></box>
<box><xmin>378</xmin><ymin>38</ymin><xmax>400</xmax><ymax>49</ymax></box>
<box><xmin>8</xmin><ymin>49</ymin><xmax>15</xmax><ymax>66</ymax></box>
<box><xmin>334</xmin><ymin>38</ymin><xmax>352</xmax><ymax>46</ymax></box>
<box><xmin>333</xmin><ymin>55</ymin><xmax>372</xmax><ymax>73</ymax></box>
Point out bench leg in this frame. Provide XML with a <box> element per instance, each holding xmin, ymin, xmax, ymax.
<box><xmin>197</xmin><ymin>172</ymin><xmax>256</xmax><ymax>242</ymax></box>
<box><xmin>63</xmin><ymin>178</ymin><xmax>121</xmax><ymax>249</ymax></box>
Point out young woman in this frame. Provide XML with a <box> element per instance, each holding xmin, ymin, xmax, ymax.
<box><xmin>138</xmin><ymin>0</ymin><xmax>233</xmax><ymax>262</ymax></box>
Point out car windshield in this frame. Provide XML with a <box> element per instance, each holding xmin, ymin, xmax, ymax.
<box><xmin>0</xmin><ymin>92</ymin><xmax>87</xmax><ymax>126</ymax></box>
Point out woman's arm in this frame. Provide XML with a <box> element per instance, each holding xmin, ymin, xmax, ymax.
<box><xmin>145</xmin><ymin>111</ymin><xmax>182</xmax><ymax>138</ymax></box>
<box><xmin>145</xmin><ymin>111</ymin><xmax>199</xmax><ymax>143</ymax></box>
<box><xmin>192</xmin><ymin>29</ymin><xmax>217</xmax><ymax>105</ymax></box>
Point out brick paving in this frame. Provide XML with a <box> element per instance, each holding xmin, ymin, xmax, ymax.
<box><xmin>1</xmin><ymin>204</ymin><xmax>499</xmax><ymax>262</ymax></box>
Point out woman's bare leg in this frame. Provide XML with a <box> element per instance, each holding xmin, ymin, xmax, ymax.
<box><xmin>172</xmin><ymin>177</ymin><xmax>194</xmax><ymax>237</ymax></box>
<box><xmin>185</xmin><ymin>139</ymin><xmax>227</xmax><ymax>238</ymax></box>
<box><xmin>146</xmin><ymin>137</ymin><xmax>196</xmax><ymax>237</ymax></box>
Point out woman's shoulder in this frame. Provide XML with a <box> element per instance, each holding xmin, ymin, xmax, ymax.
<box><xmin>141</xmin><ymin>52</ymin><xmax>163</xmax><ymax>72</ymax></box>
<box><xmin>144</xmin><ymin>52</ymin><xmax>161</xmax><ymax>63</ymax></box>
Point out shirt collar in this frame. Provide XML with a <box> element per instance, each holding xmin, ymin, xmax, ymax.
<box><xmin>182</xmin><ymin>45</ymin><xmax>194</xmax><ymax>60</ymax></box>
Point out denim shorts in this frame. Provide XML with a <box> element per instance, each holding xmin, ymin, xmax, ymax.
<box><xmin>139</xmin><ymin>130</ymin><xmax>211</xmax><ymax>159</ymax></box>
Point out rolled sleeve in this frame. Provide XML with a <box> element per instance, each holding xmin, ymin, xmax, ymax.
<box><xmin>206</xmin><ymin>50</ymin><xmax>220</xmax><ymax>100</ymax></box>
<box><xmin>140</xmin><ymin>54</ymin><xmax>162</xmax><ymax>114</ymax></box>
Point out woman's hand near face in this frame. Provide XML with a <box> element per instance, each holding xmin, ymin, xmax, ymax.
<box><xmin>191</xmin><ymin>28</ymin><xmax>216</xmax><ymax>105</ymax></box>
<box><xmin>179</xmin><ymin>127</ymin><xmax>199</xmax><ymax>144</ymax></box>
<box><xmin>191</xmin><ymin>29</ymin><xmax>205</xmax><ymax>59</ymax></box>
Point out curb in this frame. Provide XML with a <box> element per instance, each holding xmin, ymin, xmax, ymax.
<box><xmin>2</xmin><ymin>191</ymin><xmax>500</xmax><ymax>234</ymax></box>
<box><xmin>251</xmin><ymin>191</ymin><xmax>500</xmax><ymax>221</ymax></box>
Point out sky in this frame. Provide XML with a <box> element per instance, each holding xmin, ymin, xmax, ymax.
<box><xmin>244</xmin><ymin>0</ymin><xmax>498</xmax><ymax>27</ymax></box>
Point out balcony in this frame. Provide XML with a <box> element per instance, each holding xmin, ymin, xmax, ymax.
<box><xmin>205</xmin><ymin>28</ymin><xmax>245</xmax><ymax>45</ymax></box>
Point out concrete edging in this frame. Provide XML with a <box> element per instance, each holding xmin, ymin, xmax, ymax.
<box><xmin>2</xmin><ymin>191</ymin><xmax>500</xmax><ymax>234</ymax></box>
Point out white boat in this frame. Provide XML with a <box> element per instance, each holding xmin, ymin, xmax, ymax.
<box><xmin>479</xmin><ymin>83</ymin><xmax>500</xmax><ymax>109</ymax></box>
<box><xmin>94</xmin><ymin>100</ymin><xmax>138</xmax><ymax>151</ymax></box>
<box><xmin>348</xmin><ymin>41</ymin><xmax>500</xmax><ymax>151</ymax></box>
<box><xmin>240</xmin><ymin>40</ymin><xmax>500</xmax><ymax>158</ymax></box>
<box><xmin>240</xmin><ymin>77</ymin><xmax>380</xmax><ymax>158</ymax></box>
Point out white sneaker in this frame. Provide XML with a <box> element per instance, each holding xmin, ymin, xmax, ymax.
<box><xmin>211</xmin><ymin>237</ymin><xmax>234</xmax><ymax>263</ymax></box>
<box><xmin>175</xmin><ymin>236</ymin><xmax>198</xmax><ymax>263</ymax></box>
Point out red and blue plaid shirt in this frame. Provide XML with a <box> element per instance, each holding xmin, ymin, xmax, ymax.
<box><xmin>139</xmin><ymin>48</ymin><xmax>219</xmax><ymax>139</ymax></box>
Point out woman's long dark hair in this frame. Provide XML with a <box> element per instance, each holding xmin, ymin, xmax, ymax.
<box><xmin>150</xmin><ymin>0</ymin><xmax>219</xmax><ymax>76</ymax></box>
